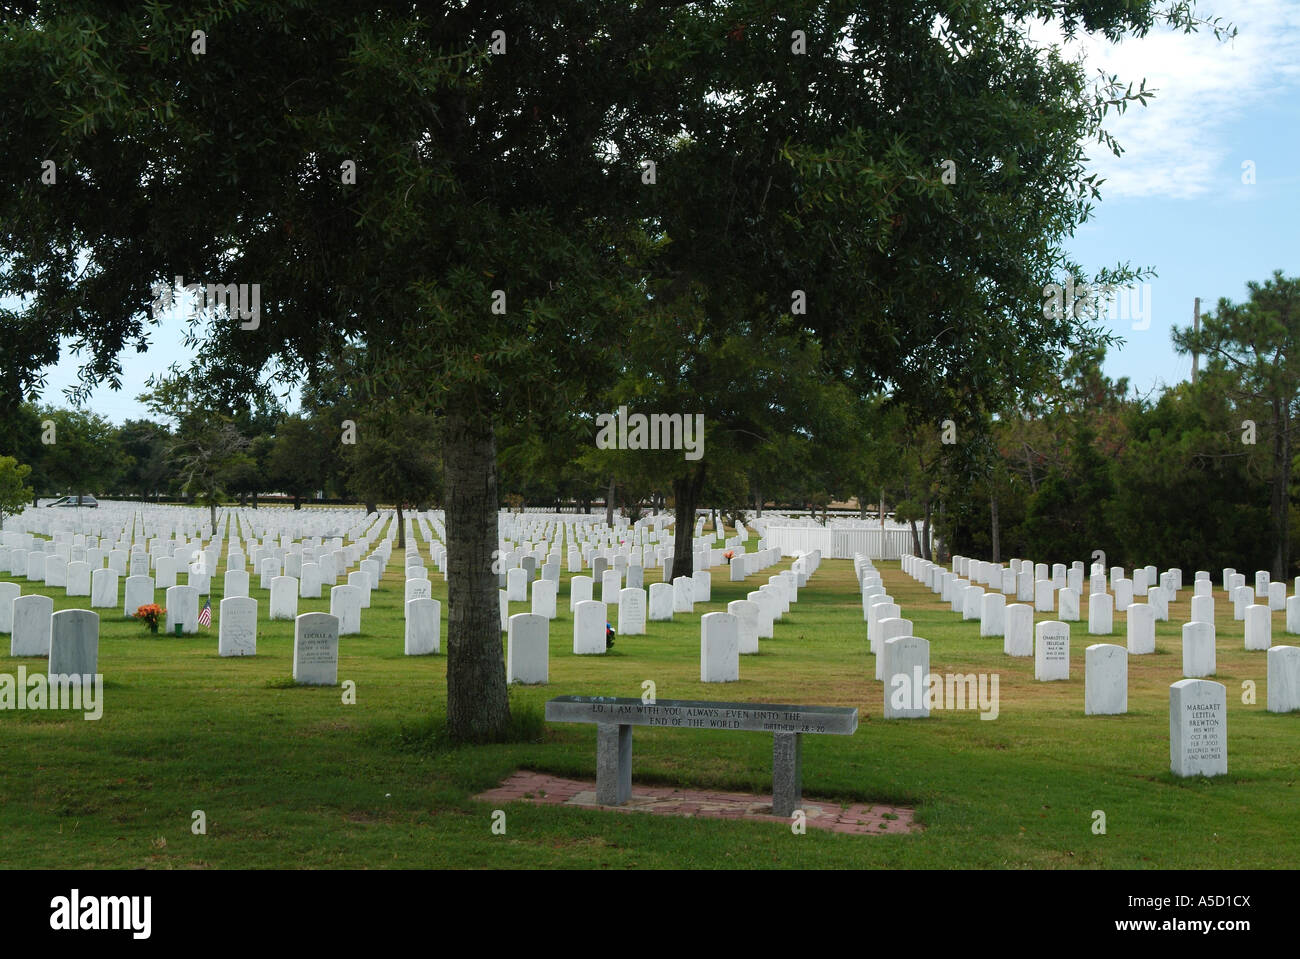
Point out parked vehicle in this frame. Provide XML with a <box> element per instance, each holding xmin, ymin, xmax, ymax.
<box><xmin>46</xmin><ymin>494</ymin><xmax>99</xmax><ymax>508</ymax></box>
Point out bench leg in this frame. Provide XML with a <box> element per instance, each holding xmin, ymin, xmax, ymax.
<box><xmin>772</xmin><ymin>731</ymin><xmax>803</xmax><ymax>818</ymax></box>
<box><xmin>596</xmin><ymin>722</ymin><xmax>632</xmax><ymax>805</ymax></box>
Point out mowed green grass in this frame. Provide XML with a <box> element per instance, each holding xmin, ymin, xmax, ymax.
<box><xmin>2</xmin><ymin>526</ymin><xmax>1298</xmax><ymax>869</ymax></box>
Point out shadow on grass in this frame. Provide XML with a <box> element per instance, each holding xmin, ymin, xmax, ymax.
<box><xmin>363</xmin><ymin>700</ymin><xmax>546</xmax><ymax>755</ymax></box>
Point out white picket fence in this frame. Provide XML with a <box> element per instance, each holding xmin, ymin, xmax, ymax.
<box><xmin>763</xmin><ymin>524</ymin><xmax>934</xmax><ymax>560</ymax></box>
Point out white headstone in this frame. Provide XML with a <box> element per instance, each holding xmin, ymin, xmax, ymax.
<box><xmin>1004</xmin><ymin>603</ymin><xmax>1033</xmax><ymax>657</ymax></box>
<box><xmin>1245</xmin><ymin>604</ymin><xmax>1272</xmax><ymax>651</ymax></box>
<box><xmin>90</xmin><ymin>567</ymin><xmax>119</xmax><ymax>609</ymax></box>
<box><xmin>692</xmin><ymin>568</ymin><xmax>711</xmax><ymax>604</ymax></box>
<box><xmin>218</xmin><ymin>596</ymin><xmax>258</xmax><ymax>656</ymax></box>
<box><xmin>11</xmin><ymin>594</ymin><xmax>53</xmax><ymax>657</ymax></box>
<box><xmin>349</xmin><ymin>569</ymin><xmax>372</xmax><ymax>608</ymax></box>
<box><xmin>270</xmin><ymin>576</ymin><xmax>299</xmax><ymax>620</ymax></box>
<box><xmin>1034</xmin><ymin>620</ymin><xmax>1070</xmax><ymax>681</ymax></box>
<box><xmin>224</xmin><ymin>568</ymin><xmax>250</xmax><ymax>599</ymax></box>
<box><xmin>44</xmin><ymin>555</ymin><xmax>67</xmax><ymax>588</ymax></box>
<box><xmin>601</xmin><ymin>569</ymin><xmax>621</xmax><ymax>604</ymax></box>
<box><xmin>165</xmin><ymin>584</ymin><xmax>199</xmax><ymax>634</ymax></box>
<box><xmin>883</xmin><ymin>636</ymin><xmax>930</xmax><ymax>719</ymax></box>
<box><xmin>700</xmin><ymin>611</ymin><xmax>739</xmax><ymax>683</ymax></box>
<box><xmin>728</xmin><ymin>599</ymin><xmax>759</xmax><ymax>654</ymax></box>
<box><xmin>48</xmin><ymin>609</ymin><xmax>98</xmax><ymax>679</ymax></box>
<box><xmin>617</xmin><ymin>587</ymin><xmax>646</xmax><ymax>636</ymax></box>
<box><xmin>1148</xmin><ymin>586</ymin><xmax>1169</xmax><ymax>622</ymax></box>
<box><xmin>65</xmin><ymin>561</ymin><xmax>91</xmax><ymax>597</ymax></box>
<box><xmin>531</xmin><ymin>579</ymin><xmax>558</xmax><ymax>620</ymax></box>
<box><xmin>876</xmin><ymin>617</ymin><xmax>914</xmax><ymax>681</ymax></box>
<box><xmin>404</xmin><ymin>577</ymin><xmax>433</xmax><ymax>605</ymax></box>
<box><xmin>648</xmin><ymin>582</ymin><xmax>673</xmax><ymax>622</ymax></box>
<box><xmin>1266</xmin><ymin>646</ymin><xmax>1300</xmax><ymax>713</ymax></box>
<box><xmin>155</xmin><ymin>556</ymin><xmax>177</xmax><ymax>589</ymax></box>
<box><xmin>1058</xmin><ymin>587</ymin><xmax>1080</xmax><ymax>622</ymax></box>
<box><xmin>507</xmin><ymin>612</ymin><xmax>549</xmax><ymax>684</ymax></box>
<box><xmin>1169</xmin><ymin>679</ymin><xmax>1227</xmax><ymax>777</ymax></box>
<box><xmin>748</xmin><ymin>589</ymin><xmax>775</xmax><ymax>639</ymax></box>
<box><xmin>1034</xmin><ymin>579</ymin><xmax>1054</xmax><ymax>613</ymax></box>
<box><xmin>1126</xmin><ymin>603</ymin><xmax>1155</xmax><ymax>655</ymax></box>
<box><xmin>404</xmin><ymin>598</ymin><xmax>440</xmax><ymax>655</ymax></box>
<box><xmin>123</xmin><ymin>574</ymin><xmax>155</xmax><ymax>618</ymax></box>
<box><xmin>1182</xmin><ymin>621</ymin><xmax>1215</xmax><ymax>678</ymax></box>
<box><xmin>672</xmin><ymin>575</ymin><xmax>695</xmax><ymax>613</ymax></box>
<box><xmin>1088</xmin><ymin>591</ymin><xmax>1113</xmax><ymax>635</ymax></box>
<box><xmin>300</xmin><ymin>562</ymin><xmax>323</xmax><ymax>599</ymax></box>
<box><xmin>506</xmin><ymin>567</ymin><xmax>528</xmax><ymax>602</ymax></box>
<box><xmin>1084</xmin><ymin>644</ymin><xmax>1127</xmax><ymax>714</ymax></box>
<box><xmin>573</xmin><ymin>600</ymin><xmax>607</xmax><ymax>655</ymax></box>
<box><xmin>330</xmin><ymin>585</ymin><xmax>362</xmax><ymax>636</ymax></box>
<box><xmin>980</xmin><ymin>592</ymin><xmax>1005</xmax><ymax>637</ymax></box>
<box><xmin>293</xmin><ymin>612</ymin><xmax>340</xmax><ymax>685</ymax></box>
<box><xmin>569</xmin><ymin>575</ymin><xmax>593</xmax><ymax>611</ymax></box>
<box><xmin>0</xmin><ymin>582</ymin><xmax>19</xmax><ymax>633</ymax></box>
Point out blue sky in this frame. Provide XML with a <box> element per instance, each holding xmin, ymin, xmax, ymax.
<box><xmin>32</xmin><ymin>0</ymin><xmax>1300</xmax><ymax>423</ymax></box>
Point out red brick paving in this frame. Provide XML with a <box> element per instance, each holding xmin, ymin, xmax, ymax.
<box><xmin>474</xmin><ymin>770</ymin><xmax>920</xmax><ymax>835</ymax></box>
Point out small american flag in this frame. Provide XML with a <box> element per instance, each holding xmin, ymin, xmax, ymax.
<box><xmin>198</xmin><ymin>599</ymin><xmax>212</xmax><ymax>627</ymax></box>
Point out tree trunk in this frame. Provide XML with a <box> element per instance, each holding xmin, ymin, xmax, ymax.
<box><xmin>1269</xmin><ymin>401</ymin><xmax>1291</xmax><ymax>578</ymax></box>
<box><xmin>293</xmin><ymin>492</ymin><xmax>301</xmax><ymax>510</ymax></box>
<box><xmin>605</xmin><ymin>475</ymin><xmax>615</xmax><ymax>526</ymax></box>
<box><xmin>922</xmin><ymin>499</ymin><xmax>933</xmax><ymax>562</ymax></box>
<box><xmin>443</xmin><ymin>410</ymin><xmax>511</xmax><ymax>743</ymax></box>
<box><xmin>754</xmin><ymin>483</ymin><xmax>762</xmax><ymax>518</ymax></box>
<box><xmin>990</xmin><ymin>491</ymin><xmax>1001</xmax><ymax>563</ymax></box>
<box><xmin>209</xmin><ymin>500</ymin><xmax>217</xmax><ymax>529</ymax></box>
<box><xmin>671</xmin><ymin>463</ymin><xmax>707</xmax><ymax>581</ymax></box>
<box><xmin>396</xmin><ymin>502</ymin><xmax>406</xmax><ymax>550</ymax></box>
<box><xmin>908</xmin><ymin>518</ymin><xmax>922</xmax><ymax>557</ymax></box>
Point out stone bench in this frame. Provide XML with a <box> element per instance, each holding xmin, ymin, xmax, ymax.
<box><xmin>544</xmin><ymin>695</ymin><xmax>858</xmax><ymax>817</ymax></box>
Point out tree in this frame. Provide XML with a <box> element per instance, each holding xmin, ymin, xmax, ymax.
<box><xmin>1174</xmin><ymin>272</ymin><xmax>1300</xmax><ymax>578</ymax></box>
<box><xmin>346</xmin><ymin>410</ymin><xmax>442</xmax><ymax>550</ymax></box>
<box><xmin>117</xmin><ymin>419</ymin><xmax>173</xmax><ymax>500</ymax></box>
<box><xmin>0</xmin><ymin>456</ymin><xmax>34</xmax><ymax>521</ymax></box>
<box><xmin>1</xmin><ymin>0</ymin><xmax>1234</xmax><ymax>743</ymax></box>
<box><xmin>139</xmin><ymin>375</ymin><xmax>248</xmax><ymax>528</ymax></box>
<box><xmin>267</xmin><ymin>415</ymin><xmax>331</xmax><ymax>509</ymax></box>
<box><xmin>31</xmin><ymin>407</ymin><xmax>123</xmax><ymax>499</ymax></box>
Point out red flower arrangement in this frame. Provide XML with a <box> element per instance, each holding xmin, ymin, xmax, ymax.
<box><xmin>133</xmin><ymin>604</ymin><xmax>166</xmax><ymax>634</ymax></box>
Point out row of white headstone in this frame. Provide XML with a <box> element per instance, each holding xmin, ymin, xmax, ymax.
<box><xmin>2</xmin><ymin>506</ymin><xmax>412</xmax><ymax>653</ymax></box>
<box><xmin>901</xmin><ymin>555</ymin><xmax>1300</xmax><ymax>775</ymax></box>
<box><xmin>499</xmin><ymin>550</ymin><xmax>823</xmax><ymax>684</ymax></box>
<box><xmin>1</xmin><ymin>602</ymin><xmax>345</xmax><ymax>686</ymax></box>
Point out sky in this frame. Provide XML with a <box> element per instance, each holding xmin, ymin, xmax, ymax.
<box><xmin>29</xmin><ymin>0</ymin><xmax>1300</xmax><ymax>423</ymax></box>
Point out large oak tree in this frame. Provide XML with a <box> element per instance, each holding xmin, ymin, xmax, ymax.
<box><xmin>1</xmin><ymin>0</ymin><xmax>1229</xmax><ymax>741</ymax></box>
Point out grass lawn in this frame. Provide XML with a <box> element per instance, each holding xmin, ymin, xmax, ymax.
<box><xmin>2</xmin><ymin>523</ymin><xmax>1297</xmax><ymax>869</ymax></box>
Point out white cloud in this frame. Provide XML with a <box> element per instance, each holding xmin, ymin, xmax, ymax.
<box><xmin>1031</xmin><ymin>0</ymin><xmax>1300</xmax><ymax>200</ymax></box>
